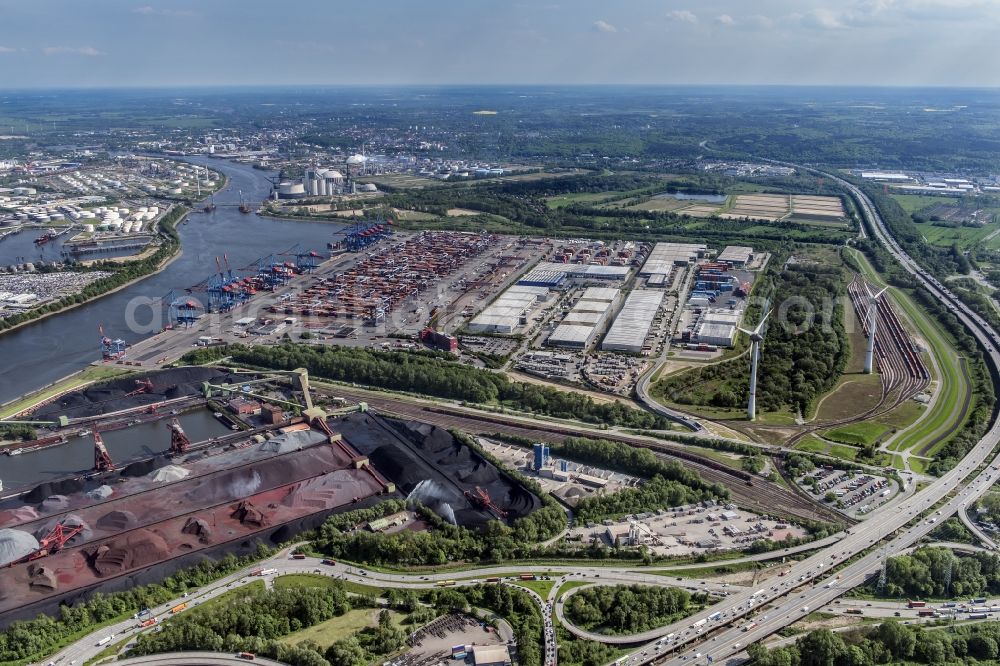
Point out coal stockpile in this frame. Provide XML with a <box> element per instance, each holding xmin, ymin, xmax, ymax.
<box><xmin>335</xmin><ymin>413</ymin><xmax>541</xmax><ymax>529</ymax></box>
<box><xmin>34</xmin><ymin>367</ymin><xmax>255</xmax><ymax>419</ymax></box>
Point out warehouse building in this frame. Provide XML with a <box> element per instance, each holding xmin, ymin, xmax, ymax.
<box><xmin>639</xmin><ymin>242</ymin><xmax>708</xmax><ymax>278</ymax></box>
<box><xmin>693</xmin><ymin>321</ymin><xmax>736</xmax><ymax>347</ymax></box>
<box><xmin>717</xmin><ymin>245</ymin><xmax>754</xmax><ymax>267</ymax></box>
<box><xmin>517</xmin><ymin>263</ymin><xmax>567</xmax><ymax>288</ymax></box>
<box><xmin>547</xmin><ymin>287</ymin><xmax>619</xmax><ymax>349</ymax></box>
<box><xmin>469</xmin><ymin>284</ymin><xmax>551</xmax><ymax>334</ymax></box>
<box><xmin>517</xmin><ymin>261</ymin><xmax>630</xmax><ymax>288</ymax></box>
<box><xmin>602</xmin><ymin>289</ymin><xmax>665</xmax><ymax>353</ymax></box>
<box><xmin>702</xmin><ymin>309</ymin><xmax>743</xmax><ymax>328</ymax></box>
<box><xmin>548</xmin><ymin>323</ymin><xmax>599</xmax><ymax>349</ymax></box>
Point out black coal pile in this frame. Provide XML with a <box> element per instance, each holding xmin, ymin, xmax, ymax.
<box><xmin>34</xmin><ymin>367</ymin><xmax>258</xmax><ymax>419</ymax></box>
<box><xmin>336</xmin><ymin>413</ymin><xmax>541</xmax><ymax>529</ymax></box>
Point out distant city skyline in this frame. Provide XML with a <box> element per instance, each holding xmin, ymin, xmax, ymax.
<box><xmin>0</xmin><ymin>0</ymin><xmax>998</xmax><ymax>88</ymax></box>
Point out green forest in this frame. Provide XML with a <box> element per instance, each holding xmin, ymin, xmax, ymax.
<box><xmin>564</xmin><ymin>585</ymin><xmax>705</xmax><ymax>635</ymax></box>
<box><xmin>750</xmin><ymin>620</ymin><xmax>1000</xmax><ymax>666</ymax></box>
<box><xmin>881</xmin><ymin>546</ymin><xmax>1000</xmax><ymax>599</ymax></box>
<box><xmin>127</xmin><ymin>578</ymin><xmax>545</xmax><ymax>666</ymax></box>
<box><xmin>180</xmin><ymin>343</ymin><xmax>667</xmax><ymax>429</ymax></box>
<box><xmin>657</xmin><ymin>261</ymin><xmax>849</xmax><ymax>415</ymax></box>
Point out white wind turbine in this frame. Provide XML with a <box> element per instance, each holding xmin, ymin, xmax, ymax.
<box><xmin>739</xmin><ymin>309</ymin><xmax>772</xmax><ymax>421</ymax></box>
<box><xmin>863</xmin><ymin>286</ymin><xmax>889</xmax><ymax>375</ymax></box>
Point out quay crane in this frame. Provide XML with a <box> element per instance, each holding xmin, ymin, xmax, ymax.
<box><xmin>93</xmin><ymin>431</ymin><xmax>115</xmax><ymax>473</ymax></box>
<box><xmin>167</xmin><ymin>418</ymin><xmax>191</xmax><ymax>455</ymax></box>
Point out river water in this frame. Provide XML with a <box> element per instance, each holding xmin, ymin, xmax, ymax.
<box><xmin>0</xmin><ymin>158</ymin><xmax>344</xmax><ymax>404</ymax></box>
<box><xmin>0</xmin><ymin>407</ymin><xmax>230</xmax><ymax>490</ymax></box>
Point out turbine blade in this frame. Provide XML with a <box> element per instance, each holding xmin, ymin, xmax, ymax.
<box><xmin>874</xmin><ymin>286</ymin><xmax>888</xmax><ymax>299</ymax></box>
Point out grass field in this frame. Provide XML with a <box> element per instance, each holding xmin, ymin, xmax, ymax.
<box><xmin>545</xmin><ymin>191</ymin><xmax>626</xmax><ymax>209</ymax></box>
<box><xmin>281</xmin><ymin>608</ymin><xmax>406</xmax><ymax>650</ymax></box>
<box><xmin>795</xmin><ymin>436</ymin><xmax>828</xmax><ymax>454</ymax></box>
<box><xmin>512</xmin><ymin>580</ymin><xmax>555</xmax><ymax>597</ymax></box>
<box><xmin>890</xmin><ymin>194</ymin><xmax>957</xmax><ymax>214</ymax></box>
<box><xmin>847</xmin><ymin>248</ymin><xmax>969</xmax><ymax>457</ymax></box>
<box><xmin>823</xmin><ymin>422</ymin><xmax>891</xmax><ymax>446</ymax></box>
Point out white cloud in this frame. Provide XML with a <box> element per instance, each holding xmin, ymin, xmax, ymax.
<box><xmin>666</xmin><ymin>9</ymin><xmax>698</xmax><ymax>24</ymax></box>
<box><xmin>715</xmin><ymin>14</ymin><xmax>735</xmax><ymax>26</ymax></box>
<box><xmin>42</xmin><ymin>46</ymin><xmax>104</xmax><ymax>56</ymax></box>
<box><xmin>800</xmin><ymin>8</ymin><xmax>847</xmax><ymax>29</ymax></box>
<box><xmin>0</xmin><ymin>46</ymin><xmax>16</xmax><ymax>53</ymax></box>
<box><xmin>592</xmin><ymin>19</ymin><xmax>618</xmax><ymax>33</ymax></box>
<box><xmin>133</xmin><ymin>5</ymin><xmax>197</xmax><ymax>18</ymax></box>
<box><xmin>744</xmin><ymin>14</ymin><xmax>776</xmax><ymax>29</ymax></box>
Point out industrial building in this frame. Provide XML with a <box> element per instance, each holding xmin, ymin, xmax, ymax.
<box><xmin>693</xmin><ymin>321</ymin><xmax>736</xmax><ymax>348</ymax></box>
<box><xmin>717</xmin><ymin>245</ymin><xmax>754</xmax><ymax>267</ymax></box>
<box><xmin>602</xmin><ymin>289</ymin><xmax>665</xmax><ymax>353</ymax></box>
<box><xmin>547</xmin><ymin>287</ymin><xmax>619</xmax><ymax>349</ymax></box>
<box><xmin>468</xmin><ymin>284</ymin><xmax>550</xmax><ymax>334</ymax></box>
<box><xmin>517</xmin><ymin>261</ymin><xmax>630</xmax><ymax>288</ymax></box>
<box><xmin>639</xmin><ymin>242</ymin><xmax>708</xmax><ymax>278</ymax></box>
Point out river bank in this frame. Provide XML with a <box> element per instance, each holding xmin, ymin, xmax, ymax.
<box><xmin>0</xmin><ymin>158</ymin><xmax>345</xmax><ymax>405</ymax></box>
<box><xmin>0</xmin><ymin>206</ymin><xmax>187</xmax><ymax>338</ymax></box>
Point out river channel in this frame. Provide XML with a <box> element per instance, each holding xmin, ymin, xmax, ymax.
<box><xmin>0</xmin><ymin>158</ymin><xmax>344</xmax><ymax>404</ymax></box>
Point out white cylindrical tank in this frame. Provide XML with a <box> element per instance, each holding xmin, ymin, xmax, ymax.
<box><xmin>83</xmin><ymin>223</ymin><xmax>95</xmax><ymax>233</ymax></box>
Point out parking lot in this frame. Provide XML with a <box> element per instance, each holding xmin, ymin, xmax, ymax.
<box><xmin>565</xmin><ymin>502</ymin><xmax>808</xmax><ymax>557</ymax></box>
<box><xmin>797</xmin><ymin>468</ymin><xmax>895</xmax><ymax>518</ymax></box>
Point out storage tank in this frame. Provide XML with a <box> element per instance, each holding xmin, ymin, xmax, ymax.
<box><xmin>83</xmin><ymin>224</ymin><xmax>95</xmax><ymax>233</ymax></box>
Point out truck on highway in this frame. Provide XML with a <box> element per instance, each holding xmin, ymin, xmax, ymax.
<box><xmin>969</xmin><ymin>613</ymin><xmax>989</xmax><ymax>620</ymax></box>
<box><xmin>96</xmin><ymin>636</ymin><xmax>113</xmax><ymax>647</ymax></box>
<box><xmin>519</xmin><ymin>574</ymin><xmax>537</xmax><ymax>581</ymax></box>
<box><xmin>918</xmin><ymin>610</ymin><xmax>939</xmax><ymax>617</ymax></box>
<box><xmin>291</xmin><ymin>553</ymin><xmax>306</xmax><ymax>560</ymax></box>
<box><xmin>845</xmin><ymin>609</ymin><xmax>863</xmax><ymax>615</ymax></box>
<box><xmin>170</xmin><ymin>603</ymin><xmax>187</xmax><ymax>614</ymax></box>
<box><xmin>708</xmin><ymin>612</ymin><xmax>722</xmax><ymax>621</ymax></box>
<box><xmin>691</xmin><ymin>618</ymin><xmax>708</xmax><ymax>629</ymax></box>
<box><xmin>257</xmin><ymin>568</ymin><xmax>277</xmax><ymax>576</ymax></box>
<box><xmin>136</xmin><ymin>618</ymin><xmax>157</xmax><ymax>628</ymax></box>
<box><xmin>321</xmin><ymin>559</ymin><xmax>336</xmax><ymax>566</ymax></box>
<box><xmin>907</xmin><ymin>600</ymin><xmax>927</xmax><ymax>608</ymax></box>
<box><xmin>742</xmin><ymin>622</ymin><xmax>757</xmax><ymax>632</ymax></box>
<box><xmin>486</xmin><ymin>577</ymin><xmax>501</xmax><ymax>583</ymax></box>
<box><xmin>801</xmin><ymin>606</ymin><xmax>809</xmax><ymax>613</ymax></box>
<box><xmin>237</xmin><ymin>652</ymin><xmax>256</xmax><ymax>660</ymax></box>
<box><xmin>751</xmin><ymin>589</ymin><xmax>765</xmax><ymax>598</ymax></box>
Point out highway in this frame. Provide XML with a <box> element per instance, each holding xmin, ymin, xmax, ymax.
<box><xmin>598</xmin><ymin>171</ymin><xmax>1000</xmax><ymax>666</ymax></box>
<box><xmin>48</xmin><ymin>545</ymin><xmax>737</xmax><ymax>666</ymax></box>
<box><xmin>38</xmin><ymin>170</ymin><xmax>1000</xmax><ymax>666</ymax></box>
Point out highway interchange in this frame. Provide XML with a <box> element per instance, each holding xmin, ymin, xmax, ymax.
<box><xmin>36</xmin><ymin>173</ymin><xmax>1000</xmax><ymax>666</ymax></box>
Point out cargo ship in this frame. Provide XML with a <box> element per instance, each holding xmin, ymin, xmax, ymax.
<box><xmin>33</xmin><ymin>228</ymin><xmax>57</xmax><ymax>245</ymax></box>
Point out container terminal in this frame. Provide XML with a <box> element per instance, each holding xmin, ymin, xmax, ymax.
<box><xmin>0</xmin><ymin>367</ymin><xmax>539</xmax><ymax>627</ymax></box>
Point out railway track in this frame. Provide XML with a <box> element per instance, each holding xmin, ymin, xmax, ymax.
<box><xmin>740</xmin><ymin>275</ymin><xmax>929</xmax><ymax>448</ymax></box>
<box><xmin>326</xmin><ymin>387</ymin><xmax>846</xmax><ymax>524</ymax></box>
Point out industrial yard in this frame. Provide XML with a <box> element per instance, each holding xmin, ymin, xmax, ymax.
<box><xmin>0</xmin><ymin>365</ymin><xmax>544</xmax><ymax>626</ymax></box>
<box><xmin>567</xmin><ymin>503</ymin><xmax>809</xmax><ymax>557</ymax></box>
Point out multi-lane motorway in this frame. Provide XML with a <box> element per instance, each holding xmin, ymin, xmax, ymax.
<box><xmin>601</xmin><ymin>171</ymin><xmax>1000</xmax><ymax>666</ymax></box>
<box><xmin>40</xmin><ymin>171</ymin><xmax>1000</xmax><ymax>666</ymax></box>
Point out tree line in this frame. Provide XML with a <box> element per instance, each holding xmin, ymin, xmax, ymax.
<box><xmin>565</xmin><ymin>585</ymin><xmax>705</xmax><ymax>635</ymax></box>
<box><xmin>750</xmin><ymin>619</ymin><xmax>1000</xmax><ymax>666</ymax></box>
<box><xmin>180</xmin><ymin>343</ymin><xmax>668</xmax><ymax>429</ymax></box>
<box><xmin>881</xmin><ymin>546</ymin><xmax>1000</xmax><ymax>600</ymax></box>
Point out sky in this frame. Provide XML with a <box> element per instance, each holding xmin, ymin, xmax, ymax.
<box><xmin>0</xmin><ymin>0</ymin><xmax>998</xmax><ymax>88</ymax></box>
